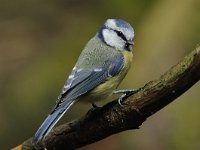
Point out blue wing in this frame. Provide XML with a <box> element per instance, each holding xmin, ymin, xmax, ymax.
<box><xmin>57</xmin><ymin>53</ymin><xmax>124</xmax><ymax>105</ymax></box>
<box><xmin>32</xmin><ymin>53</ymin><xmax>124</xmax><ymax>144</ymax></box>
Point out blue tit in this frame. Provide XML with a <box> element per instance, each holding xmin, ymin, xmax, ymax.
<box><xmin>32</xmin><ymin>18</ymin><xmax>135</xmax><ymax>144</ymax></box>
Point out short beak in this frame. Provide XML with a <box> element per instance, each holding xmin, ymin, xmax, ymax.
<box><xmin>125</xmin><ymin>41</ymin><xmax>134</xmax><ymax>51</ymax></box>
<box><xmin>127</xmin><ymin>41</ymin><xmax>134</xmax><ymax>46</ymax></box>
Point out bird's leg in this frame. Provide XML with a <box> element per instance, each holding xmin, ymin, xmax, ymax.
<box><xmin>113</xmin><ymin>89</ymin><xmax>139</xmax><ymax>106</ymax></box>
<box><xmin>86</xmin><ymin>103</ymin><xmax>102</xmax><ymax>118</ymax></box>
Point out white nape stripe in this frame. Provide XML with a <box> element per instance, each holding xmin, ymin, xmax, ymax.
<box><xmin>94</xmin><ymin>68</ymin><xmax>102</xmax><ymax>72</ymax></box>
<box><xmin>102</xmin><ymin>29</ymin><xmax>125</xmax><ymax>50</ymax></box>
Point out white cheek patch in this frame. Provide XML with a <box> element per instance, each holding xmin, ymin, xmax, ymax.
<box><xmin>102</xmin><ymin>29</ymin><xmax>125</xmax><ymax>49</ymax></box>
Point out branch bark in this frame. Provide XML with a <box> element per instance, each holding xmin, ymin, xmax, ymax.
<box><xmin>13</xmin><ymin>46</ymin><xmax>200</xmax><ymax>150</ymax></box>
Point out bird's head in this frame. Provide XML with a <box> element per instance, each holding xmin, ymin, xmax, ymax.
<box><xmin>98</xmin><ymin>19</ymin><xmax>134</xmax><ymax>51</ymax></box>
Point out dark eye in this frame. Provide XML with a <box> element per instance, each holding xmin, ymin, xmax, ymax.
<box><xmin>125</xmin><ymin>43</ymin><xmax>132</xmax><ymax>51</ymax></box>
<box><xmin>125</xmin><ymin>43</ymin><xmax>129</xmax><ymax>49</ymax></box>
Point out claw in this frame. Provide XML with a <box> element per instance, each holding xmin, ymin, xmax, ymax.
<box><xmin>118</xmin><ymin>93</ymin><xmax>127</xmax><ymax>106</ymax></box>
<box><xmin>114</xmin><ymin>89</ymin><xmax>139</xmax><ymax>105</ymax></box>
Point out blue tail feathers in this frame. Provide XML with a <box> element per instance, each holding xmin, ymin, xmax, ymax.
<box><xmin>32</xmin><ymin>100</ymin><xmax>75</xmax><ymax>144</ymax></box>
<box><xmin>32</xmin><ymin>110</ymin><xmax>62</xmax><ymax>144</ymax></box>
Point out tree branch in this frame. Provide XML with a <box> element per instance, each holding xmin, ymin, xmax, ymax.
<box><xmin>13</xmin><ymin>46</ymin><xmax>200</xmax><ymax>150</ymax></box>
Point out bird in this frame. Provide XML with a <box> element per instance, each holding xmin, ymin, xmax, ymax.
<box><xmin>32</xmin><ymin>18</ymin><xmax>135</xmax><ymax>144</ymax></box>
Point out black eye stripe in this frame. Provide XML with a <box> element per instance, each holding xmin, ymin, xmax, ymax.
<box><xmin>114</xmin><ymin>30</ymin><xmax>127</xmax><ymax>42</ymax></box>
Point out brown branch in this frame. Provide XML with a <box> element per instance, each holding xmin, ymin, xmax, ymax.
<box><xmin>13</xmin><ymin>46</ymin><xmax>200</xmax><ymax>150</ymax></box>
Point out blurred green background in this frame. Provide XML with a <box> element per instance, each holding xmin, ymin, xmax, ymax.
<box><xmin>0</xmin><ymin>0</ymin><xmax>200</xmax><ymax>149</ymax></box>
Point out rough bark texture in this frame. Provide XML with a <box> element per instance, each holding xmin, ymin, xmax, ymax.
<box><xmin>13</xmin><ymin>46</ymin><xmax>200</xmax><ymax>150</ymax></box>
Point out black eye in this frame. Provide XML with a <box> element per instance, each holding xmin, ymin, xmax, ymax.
<box><xmin>125</xmin><ymin>42</ymin><xmax>133</xmax><ymax>51</ymax></box>
<box><xmin>125</xmin><ymin>43</ymin><xmax>129</xmax><ymax>49</ymax></box>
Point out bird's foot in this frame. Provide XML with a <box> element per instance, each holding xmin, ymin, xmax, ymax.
<box><xmin>113</xmin><ymin>89</ymin><xmax>139</xmax><ymax>106</ymax></box>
